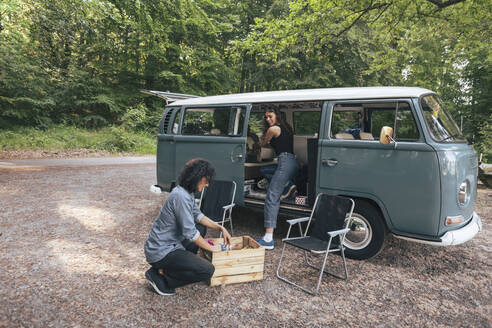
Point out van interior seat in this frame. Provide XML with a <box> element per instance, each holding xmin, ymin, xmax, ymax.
<box><xmin>260</xmin><ymin>147</ymin><xmax>275</xmax><ymax>161</ymax></box>
<box><xmin>359</xmin><ymin>132</ymin><xmax>375</xmax><ymax>140</ymax></box>
<box><xmin>293</xmin><ymin>135</ymin><xmax>309</xmax><ymax>165</ymax></box>
<box><xmin>335</xmin><ymin>133</ymin><xmax>355</xmax><ymax>140</ymax></box>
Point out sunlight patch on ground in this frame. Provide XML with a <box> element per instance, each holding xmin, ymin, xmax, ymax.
<box><xmin>47</xmin><ymin>239</ymin><xmax>140</xmax><ymax>277</ymax></box>
<box><xmin>57</xmin><ymin>203</ymin><xmax>116</xmax><ymax>232</ymax></box>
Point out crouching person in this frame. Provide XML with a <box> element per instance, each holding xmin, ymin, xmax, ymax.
<box><xmin>144</xmin><ymin>158</ymin><xmax>231</xmax><ymax>295</ymax></box>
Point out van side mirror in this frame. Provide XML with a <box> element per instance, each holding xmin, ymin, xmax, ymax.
<box><xmin>379</xmin><ymin>126</ymin><xmax>397</xmax><ymax>149</ymax></box>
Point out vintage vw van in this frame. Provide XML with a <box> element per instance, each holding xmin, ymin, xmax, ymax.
<box><xmin>151</xmin><ymin>87</ymin><xmax>482</xmax><ymax>259</ymax></box>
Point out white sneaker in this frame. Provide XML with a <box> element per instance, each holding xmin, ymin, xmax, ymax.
<box><xmin>257</xmin><ymin>178</ymin><xmax>269</xmax><ymax>190</ymax></box>
<box><xmin>280</xmin><ymin>183</ymin><xmax>297</xmax><ymax>200</ymax></box>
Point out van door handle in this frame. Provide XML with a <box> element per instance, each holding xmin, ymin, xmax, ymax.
<box><xmin>230</xmin><ymin>153</ymin><xmax>243</xmax><ymax>162</ymax></box>
<box><xmin>322</xmin><ymin>159</ymin><xmax>338</xmax><ymax>167</ymax></box>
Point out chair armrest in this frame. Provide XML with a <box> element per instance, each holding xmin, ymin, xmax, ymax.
<box><xmin>286</xmin><ymin>217</ymin><xmax>310</xmax><ymax>225</ymax></box>
<box><xmin>327</xmin><ymin>228</ymin><xmax>350</xmax><ymax>237</ymax></box>
<box><xmin>222</xmin><ymin>204</ymin><xmax>235</xmax><ymax>211</ymax></box>
<box><xmin>282</xmin><ymin>236</ymin><xmax>306</xmax><ymax>242</ymax></box>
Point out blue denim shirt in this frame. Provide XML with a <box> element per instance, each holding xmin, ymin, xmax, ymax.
<box><xmin>144</xmin><ymin>185</ymin><xmax>204</xmax><ymax>263</ymax></box>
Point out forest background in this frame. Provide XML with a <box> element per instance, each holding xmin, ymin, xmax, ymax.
<box><xmin>0</xmin><ymin>0</ymin><xmax>490</xmax><ymax>159</ymax></box>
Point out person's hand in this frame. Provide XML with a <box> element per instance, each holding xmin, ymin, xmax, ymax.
<box><xmin>222</xmin><ymin>227</ymin><xmax>232</xmax><ymax>246</ymax></box>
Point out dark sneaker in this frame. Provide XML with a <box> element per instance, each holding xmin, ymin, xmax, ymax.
<box><xmin>256</xmin><ymin>237</ymin><xmax>274</xmax><ymax>250</ymax></box>
<box><xmin>280</xmin><ymin>182</ymin><xmax>296</xmax><ymax>200</ymax></box>
<box><xmin>145</xmin><ymin>268</ymin><xmax>175</xmax><ymax>296</ymax></box>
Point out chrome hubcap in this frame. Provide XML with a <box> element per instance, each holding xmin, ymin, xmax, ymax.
<box><xmin>344</xmin><ymin>213</ymin><xmax>372</xmax><ymax>250</ymax></box>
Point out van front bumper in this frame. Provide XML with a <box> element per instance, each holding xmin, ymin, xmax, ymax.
<box><xmin>394</xmin><ymin>212</ymin><xmax>482</xmax><ymax>246</ymax></box>
<box><xmin>439</xmin><ymin>212</ymin><xmax>482</xmax><ymax>246</ymax></box>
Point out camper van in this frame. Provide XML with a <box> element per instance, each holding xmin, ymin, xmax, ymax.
<box><xmin>150</xmin><ymin>87</ymin><xmax>482</xmax><ymax>260</ymax></box>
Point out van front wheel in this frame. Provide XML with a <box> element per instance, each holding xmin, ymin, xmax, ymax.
<box><xmin>343</xmin><ymin>201</ymin><xmax>386</xmax><ymax>260</ymax></box>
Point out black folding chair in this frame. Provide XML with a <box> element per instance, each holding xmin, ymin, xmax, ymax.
<box><xmin>276</xmin><ymin>193</ymin><xmax>355</xmax><ymax>295</ymax></box>
<box><xmin>198</xmin><ymin>180</ymin><xmax>237</xmax><ymax>236</ymax></box>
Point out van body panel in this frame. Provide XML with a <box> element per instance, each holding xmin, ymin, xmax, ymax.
<box><xmin>156</xmin><ymin>107</ymin><xmax>181</xmax><ymax>191</ymax></box>
<box><xmin>173</xmin><ymin>135</ymin><xmax>247</xmax><ymax>204</ymax></box>
<box><xmin>317</xmin><ymin>138</ymin><xmax>441</xmax><ymax>235</ymax></box>
<box><xmin>411</xmin><ymin>97</ymin><xmax>480</xmax><ymax>236</ymax></box>
<box><xmin>156</xmin><ymin>134</ymin><xmax>176</xmax><ymax>191</ymax></box>
<box><xmin>435</xmin><ymin>144</ymin><xmax>478</xmax><ymax>235</ymax></box>
<box><xmin>170</xmin><ymin>87</ymin><xmax>433</xmax><ymax>106</ymax></box>
<box><xmin>318</xmin><ymin>99</ymin><xmax>441</xmax><ymax>236</ymax></box>
<box><xmin>156</xmin><ymin>104</ymin><xmax>249</xmax><ymax>201</ymax></box>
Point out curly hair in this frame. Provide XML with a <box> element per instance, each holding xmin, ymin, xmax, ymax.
<box><xmin>262</xmin><ymin>107</ymin><xmax>294</xmax><ymax>136</ymax></box>
<box><xmin>177</xmin><ymin>158</ymin><xmax>216</xmax><ymax>193</ymax></box>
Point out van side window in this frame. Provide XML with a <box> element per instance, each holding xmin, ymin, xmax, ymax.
<box><xmin>182</xmin><ymin>106</ymin><xmax>246</xmax><ymax>136</ymax></box>
<box><xmin>370</xmin><ymin>102</ymin><xmax>419</xmax><ymax>141</ymax></box>
<box><xmin>294</xmin><ymin>111</ymin><xmax>321</xmax><ymax>135</ymax></box>
<box><xmin>331</xmin><ymin>102</ymin><xmax>419</xmax><ymax>141</ymax></box>
<box><xmin>395</xmin><ymin>103</ymin><xmax>420</xmax><ymax>140</ymax></box>
<box><xmin>171</xmin><ymin>109</ymin><xmax>181</xmax><ymax>134</ymax></box>
<box><xmin>330</xmin><ymin>107</ymin><xmax>362</xmax><ymax>139</ymax></box>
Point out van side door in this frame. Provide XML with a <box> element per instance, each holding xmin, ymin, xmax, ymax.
<box><xmin>173</xmin><ymin>104</ymin><xmax>250</xmax><ymax>204</ymax></box>
<box><xmin>318</xmin><ymin>99</ymin><xmax>441</xmax><ymax>237</ymax></box>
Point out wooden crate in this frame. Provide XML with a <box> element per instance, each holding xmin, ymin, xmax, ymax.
<box><xmin>202</xmin><ymin>236</ymin><xmax>265</xmax><ymax>286</ymax></box>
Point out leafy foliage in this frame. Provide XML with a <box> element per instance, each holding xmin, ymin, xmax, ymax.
<box><xmin>0</xmin><ymin>0</ymin><xmax>490</xmax><ymax>158</ymax></box>
<box><xmin>0</xmin><ymin>125</ymin><xmax>156</xmax><ymax>154</ymax></box>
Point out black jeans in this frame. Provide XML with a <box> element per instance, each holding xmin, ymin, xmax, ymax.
<box><xmin>150</xmin><ymin>223</ymin><xmax>214</xmax><ymax>289</ymax></box>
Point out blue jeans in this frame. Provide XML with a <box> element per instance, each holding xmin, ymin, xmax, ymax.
<box><xmin>263</xmin><ymin>153</ymin><xmax>299</xmax><ymax>229</ymax></box>
<box><xmin>259</xmin><ymin>164</ymin><xmax>277</xmax><ymax>181</ymax></box>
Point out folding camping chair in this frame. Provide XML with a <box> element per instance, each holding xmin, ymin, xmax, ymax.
<box><xmin>198</xmin><ymin>180</ymin><xmax>237</xmax><ymax>236</ymax></box>
<box><xmin>276</xmin><ymin>193</ymin><xmax>355</xmax><ymax>295</ymax></box>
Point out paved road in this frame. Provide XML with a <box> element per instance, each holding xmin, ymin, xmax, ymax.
<box><xmin>0</xmin><ymin>156</ymin><xmax>155</xmax><ymax>169</ymax></box>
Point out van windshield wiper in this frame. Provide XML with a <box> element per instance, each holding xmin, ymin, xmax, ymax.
<box><xmin>441</xmin><ymin>133</ymin><xmax>461</xmax><ymax>142</ymax></box>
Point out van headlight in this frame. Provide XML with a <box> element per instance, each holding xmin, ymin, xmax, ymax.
<box><xmin>458</xmin><ymin>180</ymin><xmax>470</xmax><ymax>206</ymax></box>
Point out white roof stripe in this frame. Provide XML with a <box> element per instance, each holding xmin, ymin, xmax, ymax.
<box><xmin>170</xmin><ymin>87</ymin><xmax>434</xmax><ymax>106</ymax></box>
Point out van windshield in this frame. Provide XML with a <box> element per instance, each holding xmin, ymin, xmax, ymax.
<box><xmin>420</xmin><ymin>94</ymin><xmax>466</xmax><ymax>142</ymax></box>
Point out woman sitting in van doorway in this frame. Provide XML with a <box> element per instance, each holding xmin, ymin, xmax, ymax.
<box><xmin>144</xmin><ymin>158</ymin><xmax>232</xmax><ymax>295</ymax></box>
<box><xmin>256</xmin><ymin>108</ymin><xmax>299</xmax><ymax>249</ymax></box>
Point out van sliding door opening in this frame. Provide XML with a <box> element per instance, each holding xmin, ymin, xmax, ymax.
<box><xmin>244</xmin><ymin>102</ymin><xmax>322</xmax><ymax>210</ymax></box>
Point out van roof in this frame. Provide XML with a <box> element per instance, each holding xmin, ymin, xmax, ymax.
<box><xmin>169</xmin><ymin>86</ymin><xmax>434</xmax><ymax>106</ymax></box>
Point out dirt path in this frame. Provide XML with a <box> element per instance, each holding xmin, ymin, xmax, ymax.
<box><xmin>0</xmin><ymin>162</ymin><xmax>490</xmax><ymax>327</ymax></box>
<box><xmin>0</xmin><ymin>156</ymin><xmax>154</xmax><ymax>169</ymax></box>
<box><xmin>0</xmin><ymin>149</ymin><xmax>142</xmax><ymax>160</ymax></box>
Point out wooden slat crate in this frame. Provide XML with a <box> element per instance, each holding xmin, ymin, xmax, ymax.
<box><xmin>202</xmin><ymin>236</ymin><xmax>265</xmax><ymax>286</ymax></box>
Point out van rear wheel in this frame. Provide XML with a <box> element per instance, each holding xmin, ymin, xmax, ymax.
<box><xmin>343</xmin><ymin>201</ymin><xmax>386</xmax><ymax>260</ymax></box>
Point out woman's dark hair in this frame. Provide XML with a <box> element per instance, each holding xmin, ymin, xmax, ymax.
<box><xmin>262</xmin><ymin>107</ymin><xmax>294</xmax><ymax>136</ymax></box>
<box><xmin>178</xmin><ymin>158</ymin><xmax>216</xmax><ymax>193</ymax></box>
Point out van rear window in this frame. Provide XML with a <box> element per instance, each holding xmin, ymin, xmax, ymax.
<box><xmin>182</xmin><ymin>106</ymin><xmax>246</xmax><ymax>136</ymax></box>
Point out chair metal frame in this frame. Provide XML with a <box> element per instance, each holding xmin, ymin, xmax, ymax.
<box><xmin>276</xmin><ymin>193</ymin><xmax>355</xmax><ymax>295</ymax></box>
<box><xmin>198</xmin><ymin>180</ymin><xmax>237</xmax><ymax>236</ymax></box>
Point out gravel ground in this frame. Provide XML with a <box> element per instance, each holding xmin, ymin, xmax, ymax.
<box><xmin>0</xmin><ymin>159</ymin><xmax>490</xmax><ymax>327</ymax></box>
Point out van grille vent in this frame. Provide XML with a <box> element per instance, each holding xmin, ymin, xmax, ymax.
<box><xmin>162</xmin><ymin>109</ymin><xmax>173</xmax><ymax>134</ymax></box>
<box><xmin>470</xmin><ymin>156</ymin><xmax>478</xmax><ymax>169</ymax></box>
